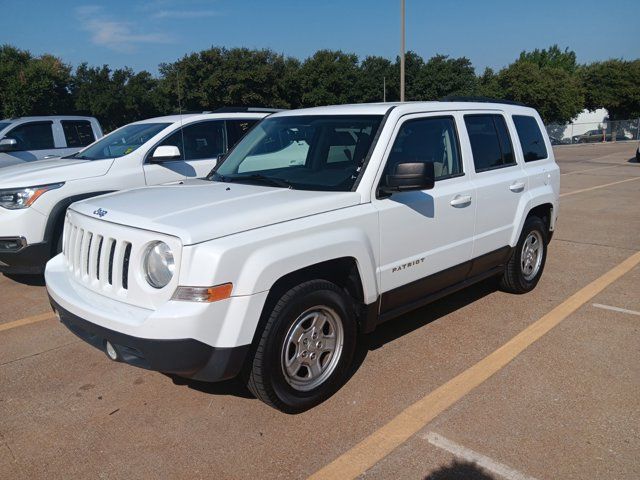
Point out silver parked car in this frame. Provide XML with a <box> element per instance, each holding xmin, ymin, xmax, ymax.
<box><xmin>0</xmin><ymin>116</ymin><xmax>103</xmax><ymax>168</ymax></box>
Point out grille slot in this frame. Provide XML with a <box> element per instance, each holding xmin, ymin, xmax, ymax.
<box><xmin>107</xmin><ymin>240</ymin><xmax>116</xmax><ymax>286</ymax></box>
<box><xmin>122</xmin><ymin>243</ymin><xmax>132</xmax><ymax>290</ymax></box>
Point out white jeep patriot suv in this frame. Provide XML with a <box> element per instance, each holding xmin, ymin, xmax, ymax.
<box><xmin>45</xmin><ymin>101</ymin><xmax>559</xmax><ymax>412</ymax></box>
<box><xmin>0</xmin><ymin>109</ymin><xmax>271</xmax><ymax>274</ymax></box>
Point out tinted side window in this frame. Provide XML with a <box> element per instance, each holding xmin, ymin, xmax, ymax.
<box><xmin>513</xmin><ymin>115</ymin><xmax>548</xmax><ymax>162</ymax></box>
<box><xmin>464</xmin><ymin>114</ymin><xmax>516</xmax><ymax>172</ymax></box>
<box><xmin>226</xmin><ymin>119</ymin><xmax>258</xmax><ymax>149</ymax></box>
<box><xmin>6</xmin><ymin>122</ymin><xmax>54</xmax><ymax>150</ymax></box>
<box><xmin>62</xmin><ymin>120</ymin><xmax>96</xmax><ymax>148</ymax></box>
<box><xmin>386</xmin><ymin>116</ymin><xmax>462</xmax><ymax>180</ymax></box>
<box><xmin>159</xmin><ymin>121</ymin><xmax>225</xmax><ymax>161</ymax></box>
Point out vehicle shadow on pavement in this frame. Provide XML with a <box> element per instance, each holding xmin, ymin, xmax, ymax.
<box><xmin>166</xmin><ymin>374</ymin><xmax>254</xmax><ymax>399</ymax></box>
<box><xmin>424</xmin><ymin>459</ymin><xmax>495</xmax><ymax>480</ymax></box>
<box><xmin>3</xmin><ymin>273</ymin><xmax>46</xmax><ymax>286</ymax></box>
<box><xmin>364</xmin><ymin>277</ymin><xmax>499</xmax><ymax>352</ymax></box>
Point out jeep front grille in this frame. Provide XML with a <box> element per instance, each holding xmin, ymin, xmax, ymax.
<box><xmin>64</xmin><ymin>221</ymin><xmax>132</xmax><ymax>291</ymax></box>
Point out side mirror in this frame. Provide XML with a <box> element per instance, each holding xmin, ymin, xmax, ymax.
<box><xmin>215</xmin><ymin>153</ymin><xmax>226</xmax><ymax>165</ymax></box>
<box><xmin>380</xmin><ymin>162</ymin><xmax>435</xmax><ymax>195</ymax></box>
<box><xmin>149</xmin><ymin>145</ymin><xmax>181</xmax><ymax>162</ymax></box>
<box><xmin>0</xmin><ymin>138</ymin><xmax>18</xmax><ymax>152</ymax></box>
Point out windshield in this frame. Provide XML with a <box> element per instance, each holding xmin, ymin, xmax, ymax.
<box><xmin>213</xmin><ymin>115</ymin><xmax>382</xmax><ymax>191</ymax></box>
<box><xmin>67</xmin><ymin>122</ymin><xmax>170</xmax><ymax>160</ymax></box>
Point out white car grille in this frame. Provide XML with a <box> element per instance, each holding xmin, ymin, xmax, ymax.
<box><xmin>64</xmin><ymin>224</ymin><xmax>132</xmax><ymax>291</ymax></box>
<box><xmin>62</xmin><ymin>209</ymin><xmax>182</xmax><ymax>309</ymax></box>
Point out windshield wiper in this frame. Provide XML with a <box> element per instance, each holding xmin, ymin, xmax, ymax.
<box><xmin>235</xmin><ymin>174</ymin><xmax>293</xmax><ymax>189</ymax></box>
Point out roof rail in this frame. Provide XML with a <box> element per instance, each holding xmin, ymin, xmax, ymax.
<box><xmin>213</xmin><ymin>107</ymin><xmax>286</xmax><ymax>113</ymax></box>
<box><xmin>439</xmin><ymin>96</ymin><xmax>527</xmax><ymax>107</ymax></box>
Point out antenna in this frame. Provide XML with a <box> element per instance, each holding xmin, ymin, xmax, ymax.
<box><xmin>176</xmin><ymin>68</ymin><xmax>186</xmax><ymax>161</ymax></box>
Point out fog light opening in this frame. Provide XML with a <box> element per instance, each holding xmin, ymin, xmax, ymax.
<box><xmin>105</xmin><ymin>341</ymin><xmax>119</xmax><ymax>361</ymax></box>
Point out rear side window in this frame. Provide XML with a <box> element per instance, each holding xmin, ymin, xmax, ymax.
<box><xmin>62</xmin><ymin>120</ymin><xmax>96</xmax><ymax>148</ymax></box>
<box><xmin>226</xmin><ymin>119</ymin><xmax>258</xmax><ymax>150</ymax></box>
<box><xmin>464</xmin><ymin>114</ymin><xmax>515</xmax><ymax>172</ymax></box>
<box><xmin>386</xmin><ymin>116</ymin><xmax>462</xmax><ymax>180</ymax></box>
<box><xmin>6</xmin><ymin>122</ymin><xmax>54</xmax><ymax>150</ymax></box>
<box><xmin>513</xmin><ymin>115</ymin><xmax>548</xmax><ymax>162</ymax></box>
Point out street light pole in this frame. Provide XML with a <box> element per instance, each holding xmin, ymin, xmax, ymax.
<box><xmin>400</xmin><ymin>0</ymin><xmax>405</xmax><ymax>102</ymax></box>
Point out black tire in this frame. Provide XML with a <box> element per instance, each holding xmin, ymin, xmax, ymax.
<box><xmin>500</xmin><ymin>216</ymin><xmax>548</xmax><ymax>294</ymax></box>
<box><xmin>246</xmin><ymin>279</ymin><xmax>357</xmax><ymax>413</ymax></box>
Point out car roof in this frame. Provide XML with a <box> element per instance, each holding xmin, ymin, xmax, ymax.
<box><xmin>0</xmin><ymin>115</ymin><xmax>97</xmax><ymax>122</ymax></box>
<box><xmin>132</xmin><ymin>112</ymin><xmax>270</xmax><ymax>125</ymax></box>
<box><xmin>268</xmin><ymin>101</ymin><xmax>540</xmax><ymax>117</ymax></box>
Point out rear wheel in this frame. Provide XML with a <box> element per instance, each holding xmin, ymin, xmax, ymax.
<box><xmin>247</xmin><ymin>279</ymin><xmax>357</xmax><ymax>413</ymax></box>
<box><xmin>500</xmin><ymin>216</ymin><xmax>548</xmax><ymax>294</ymax></box>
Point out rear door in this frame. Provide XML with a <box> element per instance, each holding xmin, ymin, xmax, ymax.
<box><xmin>511</xmin><ymin>113</ymin><xmax>556</xmax><ymax>197</ymax></box>
<box><xmin>60</xmin><ymin>120</ymin><xmax>97</xmax><ymax>157</ymax></box>
<box><xmin>463</xmin><ymin>112</ymin><xmax>527</xmax><ymax>257</ymax></box>
<box><xmin>0</xmin><ymin>121</ymin><xmax>58</xmax><ymax>163</ymax></box>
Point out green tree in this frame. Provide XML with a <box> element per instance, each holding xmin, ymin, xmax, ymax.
<box><xmin>581</xmin><ymin>59</ymin><xmax>640</xmax><ymax>139</ymax></box>
<box><xmin>0</xmin><ymin>45</ymin><xmax>72</xmax><ymax>118</ymax></box>
<box><xmin>158</xmin><ymin>47</ymin><xmax>296</xmax><ymax>112</ymax></box>
<box><xmin>71</xmin><ymin>64</ymin><xmax>161</xmax><ymax>131</ymax></box>
<box><xmin>415</xmin><ymin>54</ymin><xmax>477</xmax><ymax>100</ymax></box>
<box><xmin>357</xmin><ymin>55</ymin><xmax>397</xmax><ymax>102</ymax></box>
<box><xmin>299</xmin><ymin>50</ymin><xmax>360</xmax><ymax>106</ymax></box>
<box><xmin>518</xmin><ymin>45</ymin><xmax>578</xmax><ymax>73</ymax></box>
<box><xmin>496</xmin><ymin>50</ymin><xmax>584</xmax><ymax>124</ymax></box>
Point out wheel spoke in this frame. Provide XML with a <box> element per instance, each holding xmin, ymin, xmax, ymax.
<box><xmin>308</xmin><ymin>359</ymin><xmax>323</xmax><ymax>379</ymax></box>
<box><xmin>320</xmin><ymin>334</ymin><xmax>336</xmax><ymax>352</ymax></box>
<box><xmin>285</xmin><ymin>356</ymin><xmax>303</xmax><ymax>377</ymax></box>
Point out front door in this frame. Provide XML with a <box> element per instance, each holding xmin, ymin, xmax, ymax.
<box><xmin>143</xmin><ymin>120</ymin><xmax>226</xmax><ymax>185</ymax></box>
<box><xmin>373</xmin><ymin>113</ymin><xmax>476</xmax><ymax>317</ymax></box>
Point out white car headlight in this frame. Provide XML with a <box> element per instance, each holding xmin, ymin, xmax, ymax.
<box><xmin>0</xmin><ymin>183</ymin><xmax>64</xmax><ymax>210</ymax></box>
<box><xmin>143</xmin><ymin>241</ymin><xmax>175</xmax><ymax>288</ymax></box>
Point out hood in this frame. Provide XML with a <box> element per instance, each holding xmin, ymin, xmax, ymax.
<box><xmin>71</xmin><ymin>182</ymin><xmax>362</xmax><ymax>245</ymax></box>
<box><xmin>0</xmin><ymin>158</ymin><xmax>114</xmax><ymax>188</ymax></box>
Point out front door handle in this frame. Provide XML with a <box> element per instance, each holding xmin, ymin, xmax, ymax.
<box><xmin>450</xmin><ymin>194</ymin><xmax>472</xmax><ymax>208</ymax></box>
<box><xmin>509</xmin><ymin>181</ymin><xmax>526</xmax><ymax>193</ymax></box>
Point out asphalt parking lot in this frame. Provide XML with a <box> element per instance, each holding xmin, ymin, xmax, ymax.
<box><xmin>1</xmin><ymin>142</ymin><xmax>639</xmax><ymax>480</ymax></box>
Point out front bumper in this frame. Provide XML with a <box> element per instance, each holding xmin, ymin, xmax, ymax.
<box><xmin>0</xmin><ymin>240</ymin><xmax>51</xmax><ymax>274</ymax></box>
<box><xmin>50</xmin><ymin>296</ymin><xmax>250</xmax><ymax>381</ymax></box>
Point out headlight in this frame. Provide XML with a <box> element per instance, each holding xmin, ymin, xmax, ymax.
<box><xmin>143</xmin><ymin>241</ymin><xmax>175</xmax><ymax>289</ymax></box>
<box><xmin>0</xmin><ymin>183</ymin><xmax>64</xmax><ymax>210</ymax></box>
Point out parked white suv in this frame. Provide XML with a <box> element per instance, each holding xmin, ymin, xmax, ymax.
<box><xmin>46</xmin><ymin>102</ymin><xmax>560</xmax><ymax>412</ymax></box>
<box><xmin>0</xmin><ymin>109</ymin><xmax>272</xmax><ymax>274</ymax></box>
<box><xmin>0</xmin><ymin>116</ymin><xmax>103</xmax><ymax>168</ymax></box>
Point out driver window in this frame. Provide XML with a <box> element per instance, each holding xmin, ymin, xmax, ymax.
<box><xmin>386</xmin><ymin>116</ymin><xmax>462</xmax><ymax>180</ymax></box>
<box><xmin>6</xmin><ymin>122</ymin><xmax>54</xmax><ymax>150</ymax></box>
<box><xmin>159</xmin><ymin>121</ymin><xmax>225</xmax><ymax>161</ymax></box>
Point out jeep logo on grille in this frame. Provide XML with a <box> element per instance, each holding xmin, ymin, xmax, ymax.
<box><xmin>93</xmin><ymin>208</ymin><xmax>108</xmax><ymax>218</ymax></box>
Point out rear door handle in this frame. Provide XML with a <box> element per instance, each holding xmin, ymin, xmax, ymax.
<box><xmin>450</xmin><ymin>194</ymin><xmax>472</xmax><ymax>207</ymax></box>
<box><xmin>509</xmin><ymin>181</ymin><xmax>526</xmax><ymax>193</ymax></box>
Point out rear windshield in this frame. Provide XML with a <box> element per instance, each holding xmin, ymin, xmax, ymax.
<box><xmin>67</xmin><ymin>123</ymin><xmax>170</xmax><ymax>160</ymax></box>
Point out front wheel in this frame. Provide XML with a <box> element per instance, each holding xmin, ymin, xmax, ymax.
<box><xmin>246</xmin><ymin>279</ymin><xmax>357</xmax><ymax>413</ymax></box>
<box><xmin>500</xmin><ymin>216</ymin><xmax>548</xmax><ymax>294</ymax></box>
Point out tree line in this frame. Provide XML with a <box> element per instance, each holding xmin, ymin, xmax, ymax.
<box><xmin>0</xmin><ymin>44</ymin><xmax>638</xmax><ymax>132</ymax></box>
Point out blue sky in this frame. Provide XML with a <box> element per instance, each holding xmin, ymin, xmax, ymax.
<box><xmin>3</xmin><ymin>0</ymin><xmax>639</xmax><ymax>74</ymax></box>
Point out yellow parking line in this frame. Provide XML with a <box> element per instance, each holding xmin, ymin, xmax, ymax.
<box><xmin>0</xmin><ymin>312</ymin><xmax>56</xmax><ymax>332</ymax></box>
<box><xmin>560</xmin><ymin>176</ymin><xmax>640</xmax><ymax>197</ymax></box>
<box><xmin>309</xmin><ymin>250</ymin><xmax>640</xmax><ymax>480</ymax></box>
